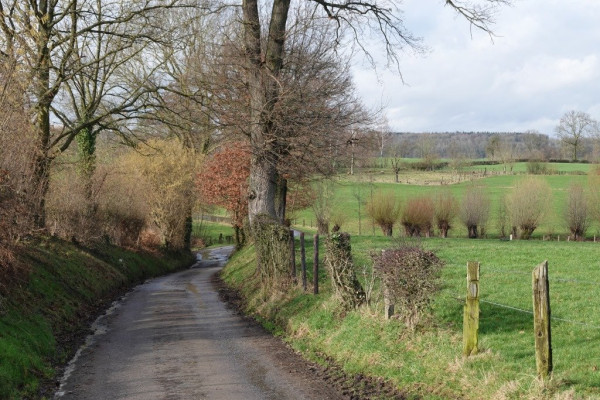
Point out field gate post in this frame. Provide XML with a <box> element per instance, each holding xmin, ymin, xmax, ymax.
<box><xmin>463</xmin><ymin>261</ymin><xmax>480</xmax><ymax>357</ymax></box>
<box><xmin>532</xmin><ymin>260</ymin><xmax>552</xmax><ymax>379</ymax></box>
<box><xmin>313</xmin><ymin>234</ymin><xmax>319</xmax><ymax>294</ymax></box>
<box><xmin>300</xmin><ymin>232</ymin><xmax>307</xmax><ymax>291</ymax></box>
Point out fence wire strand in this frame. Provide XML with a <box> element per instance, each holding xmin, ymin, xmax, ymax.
<box><xmin>448</xmin><ymin>296</ymin><xmax>600</xmax><ymax>330</ymax></box>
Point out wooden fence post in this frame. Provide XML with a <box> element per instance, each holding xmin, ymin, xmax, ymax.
<box><xmin>383</xmin><ymin>285</ymin><xmax>394</xmax><ymax>319</ymax></box>
<box><xmin>313</xmin><ymin>234</ymin><xmax>319</xmax><ymax>294</ymax></box>
<box><xmin>290</xmin><ymin>230</ymin><xmax>296</xmax><ymax>281</ymax></box>
<box><xmin>300</xmin><ymin>232</ymin><xmax>307</xmax><ymax>291</ymax></box>
<box><xmin>463</xmin><ymin>261</ymin><xmax>480</xmax><ymax>357</ymax></box>
<box><xmin>382</xmin><ymin>250</ymin><xmax>394</xmax><ymax>319</ymax></box>
<box><xmin>533</xmin><ymin>260</ymin><xmax>552</xmax><ymax>379</ymax></box>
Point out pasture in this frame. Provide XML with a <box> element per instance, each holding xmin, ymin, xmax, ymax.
<box><xmin>291</xmin><ymin>162</ymin><xmax>598</xmax><ymax>240</ymax></box>
<box><xmin>241</xmin><ymin>161</ymin><xmax>600</xmax><ymax>398</ymax></box>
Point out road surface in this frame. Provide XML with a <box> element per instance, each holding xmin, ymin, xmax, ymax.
<box><xmin>54</xmin><ymin>246</ymin><xmax>344</xmax><ymax>400</ymax></box>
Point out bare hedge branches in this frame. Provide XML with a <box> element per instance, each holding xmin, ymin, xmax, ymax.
<box><xmin>373</xmin><ymin>245</ymin><xmax>443</xmax><ymax>330</ymax></box>
<box><xmin>325</xmin><ymin>232</ymin><xmax>365</xmax><ymax>310</ymax></box>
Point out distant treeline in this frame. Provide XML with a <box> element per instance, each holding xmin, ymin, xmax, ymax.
<box><xmin>386</xmin><ymin>131</ymin><xmax>599</xmax><ymax>161</ymax></box>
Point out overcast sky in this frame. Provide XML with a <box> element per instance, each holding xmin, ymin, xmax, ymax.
<box><xmin>352</xmin><ymin>0</ymin><xmax>600</xmax><ymax>135</ymax></box>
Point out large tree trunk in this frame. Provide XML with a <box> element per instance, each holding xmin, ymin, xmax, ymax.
<box><xmin>32</xmin><ymin>17</ymin><xmax>53</xmax><ymax>229</ymax></box>
<box><xmin>243</xmin><ymin>0</ymin><xmax>292</xmax><ymax>285</ymax></box>
<box><xmin>248</xmin><ymin>152</ymin><xmax>279</xmax><ymax>224</ymax></box>
<box><xmin>276</xmin><ymin>176</ymin><xmax>287</xmax><ymax>224</ymax></box>
<box><xmin>243</xmin><ymin>0</ymin><xmax>291</xmax><ymax>225</ymax></box>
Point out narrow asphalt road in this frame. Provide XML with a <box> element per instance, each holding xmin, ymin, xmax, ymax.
<box><xmin>54</xmin><ymin>246</ymin><xmax>344</xmax><ymax>400</ymax></box>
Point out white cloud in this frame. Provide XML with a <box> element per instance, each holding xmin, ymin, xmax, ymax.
<box><xmin>352</xmin><ymin>0</ymin><xmax>600</xmax><ymax>135</ymax></box>
<box><xmin>492</xmin><ymin>55</ymin><xmax>599</xmax><ymax>97</ymax></box>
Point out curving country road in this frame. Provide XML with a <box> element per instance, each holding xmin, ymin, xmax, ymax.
<box><xmin>54</xmin><ymin>246</ymin><xmax>344</xmax><ymax>400</ymax></box>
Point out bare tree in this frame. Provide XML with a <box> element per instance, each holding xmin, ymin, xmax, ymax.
<box><xmin>311</xmin><ymin>179</ymin><xmax>336</xmax><ymax>235</ymax></box>
<box><xmin>434</xmin><ymin>191</ymin><xmax>458</xmax><ymax>238</ymax></box>
<box><xmin>375</xmin><ymin>116</ymin><xmax>392</xmax><ymax>166</ymax></box>
<box><xmin>555</xmin><ymin>110</ymin><xmax>599</xmax><ymax>161</ymax></box>
<box><xmin>565</xmin><ymin>183</ymin><xmax>588</xmax><ymax>241</ymax></box>
<box><xmin>522</xmin><ymin>129</ymin><xmax>549</xmax><ymax>160</ymax></box>
<box><xmin>239</xmin><ymin>0</ymin><xmax>510</xmax><ymax>227</ymax></box>
<box><xmin>389</xmin><ymin>143</ymin><xmax>405</xmax><ymax>183</ymax></box>
<box><xmin>0</xmin><ymin>0</ymin><xmax>191</xmax><ymax>228</ymax></box>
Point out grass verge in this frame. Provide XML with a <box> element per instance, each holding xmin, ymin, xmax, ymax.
<box><xmin>0</xmin><ymin>237</ymin><xmax>193</xmax><ymax>400</ymax></box>
<box><xmin>221</xmin><ymin>236</ymin><xmax>600</xmax><ymax>399</ymax></box>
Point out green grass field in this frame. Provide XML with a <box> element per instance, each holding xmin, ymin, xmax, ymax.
<box><xmin>192</xmin><ymin>220</ymin><xmax>234</xmax><ymax>247</ymax></box>
<box><xmin>291</xmin><ymin>163</ymin><xmax>598</xmax><ymax>240</ymax></box>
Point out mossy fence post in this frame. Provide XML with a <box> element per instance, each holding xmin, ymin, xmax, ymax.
<box><xmin>532</xmin><ymin>260</ymin><xmax>552</xmax><ymax>379</ymax></box>
<box><xmin>313</xmin><ymin>234</ymin><xmax>319</xmax><ymax>294</ymax></box>
<box><xmin>289</xmin><ymin>229</ymin><xmax>296</xmax><ymax>282</ymax></box>
<box><xmin>300</xmin><ymin>232</ymin><xmax>307</xmax><ymax>291</ymax></box>
<box><xmin>463</xmin><ymin>261</ymin><xmax>480</xmax><ymax>357</ymax></box>
<box><xmin>381</xmin><ymin>250</ymin><xmax>394</xmax><ymax>319</ymax></box>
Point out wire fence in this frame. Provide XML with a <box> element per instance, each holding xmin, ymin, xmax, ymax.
<box><xmin>448</xmin><ymin>292</ymin><xmax>600</xmax><ymax>330</ymax></box>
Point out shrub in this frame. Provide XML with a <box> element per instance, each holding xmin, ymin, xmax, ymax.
<box><xmin>505</xmin><ymin>176</ymin><xmax>551</xmax><ymax>239</ymax></box>
<box><xmin>46</xmin><ymin>171</ymin><xmax>98</xmax><ymax>242</ymax></box>
<box><xmin>366</xmin><ymin>191</ymin><xmax>401</xmax><ymax>236</ymax></box>
<box><xmin>434</xmin><ymin>191</ymin><xmax>458</xmax><ymax>238</ymax></box>
<box><xmin>526</xmin><ymin>160</ymin><xmax>549</xmax><ymax>175</ymax></box>
<box><xmin>565</xmin><ymin>184</ymin><xmax>588</xmax><ymax>241</ymax></box>
<box><xmin>373</xmin><ymin>245</ymin><xmax>443</xmax><ymax>330</ymax></box>
<box><xmin>0</xmin><ymin>65</ymin><xmax>37</xmax><ymax>243</ymax></box>
<box><xmin>459</xmin><ymin>186</ymin><xmax>490</xmax><ymax>238</ymax></box>
<box><xmin>325</xmin><ymin>232</ymin><xmax>365</xmax><ymax>310</ymax></box>
<box><xmin>122</xmin><ymin>139</ymin><xmax>199</xmax><ymax>251</ymax></box>
<box><xmin>197</xmin><ymin>142</ymin><xmax>250</xmax><ymax>248</ymax></box>
<box><xmin>401</xmin><ymin>196</ymin><xmax>434</xmax><ymax>237</ymax></box>
<box><xmin>311</xmin><ymin>179</ymin><xmax>335</xmax><ymax>235</ymax></box>
<box><xmin>588</xmin><ymin>167</ymin><xmax>600</xmax><ymax>228</ymax></box>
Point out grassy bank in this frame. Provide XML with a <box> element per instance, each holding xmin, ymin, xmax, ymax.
<box><xmin>221</xmin><ymin>236</ymin><xmax>600</xmax><ymax>399</ymax></box>
<box><xmin>0</xmin><ymin>237</ymin><xmax>194</xmax><ymax>399</ymax></box>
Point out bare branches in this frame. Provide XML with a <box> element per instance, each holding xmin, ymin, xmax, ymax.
<box><xmin>310</xmin><ymin>0</ymin><xmax>423</xmax><ymax>68</ymax></box>
<box><xmin>445</xmin><ymin>0</ymin><xmax>512</xmax><ymax>38</ymax></box>
<box><xmin>307</xmin><ymin>0</ymin><xmax>511</xmax><ymax>67</ymax></box>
